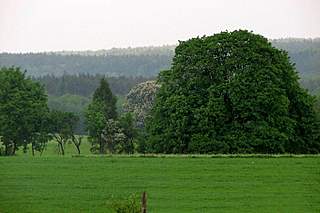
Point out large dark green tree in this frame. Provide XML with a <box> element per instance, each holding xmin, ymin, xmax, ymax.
<box><xmin>85</xmin><ymin>78</ymin><xmax>117</xmax><ymax>153</ymax></box>
<box><xmin>147</xmin><ymin>30</ymin><xmax>320</xmax><ymax>154</ymax></box>
<box><xmin>0</xmin><ymin>67</ymin><xmax>49</xmax><ymax>155</ymax></box>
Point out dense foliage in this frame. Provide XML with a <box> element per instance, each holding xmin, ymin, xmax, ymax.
<box><xmin>0</xmin><ymin>67</ymin><xmax>49</xmax><ymax>155</ymax></box>
<box><xmin>147</xmin><ymin>30</ymin><xmax>320</xmax><ymax>154</ymax></box>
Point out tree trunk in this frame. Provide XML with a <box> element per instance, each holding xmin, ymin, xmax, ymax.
<box><xmin>54</xmin><ymin>135</ymin><xmax>65</xmax><ymax>155</ymax></box>
<box><xmin>75</xmin><ymin>144</ymin><xmax>80</xmax><ymax>155</ymax></box>
<box><xmin>71</xmin><ymin>136</ymin><xmax>81</xmax><ymax>155</ymax></box>
<box><xmin>107</xmin><ymin>137</ymin><xmax>114</xmax><ymax>154</ymax></box>
<box><xmin>32</xmin><ymin>142</ymin><xmax>35</xmax><ymax>156</ymax></box>
<box><xmin>12</xmin><ymin>142</ymin><xmax>17</xmax><ymax>155</ymax></box>
<box><xmin>99</xmin><ymin>138</ymin><xmax>104</xmax><ymax>154</ymax></box>
<box><xmin>40</xmin><ymin>147</ymin><xmax>45</xmax><ymax>156</ymax></box>
<box><xmin>59</xmin><ymin>142</ymin><xmax>65</xmax><ymax>155</ymax></box>
<box><xmin>4</xmin><ymin>143</ymin><xmax>9</xmax><ymax>156</ymax></box>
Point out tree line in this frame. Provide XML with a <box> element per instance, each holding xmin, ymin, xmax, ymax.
<box><xmin>0</xmin><ymin>39</ymin><xmax>319</xmax><ymax>78</ymax></box>
<box><xmin>0</xmin><ymin>67</ymin><xmax>137</xmax><ymax>155</ymax></box>
<box><xmin>0</xmin><ymin>53</ymin><xmax>173</xmax><ymax>77</ymax></box>
<box><xmin>34</xmin><ymin>74</ymin><xmax>153</xmax><ymax>135</ymax></box>
<box><xmin>33</xmin><ymin>73</ymin><xmax>320</xmax><ymax>138</ymax></box>
<box><xmin>34</xmin><ymin>74</ymin><xmax>154</xmax><ymax>97</ymax></box>
<box><xmin>1</xmin><ymin>31</ymin><xmax>320</xmax><ymax>156</ymax></box>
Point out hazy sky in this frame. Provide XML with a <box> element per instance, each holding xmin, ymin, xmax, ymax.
<box><xmin>1</xmin><ymin>0</ymin><xmax>319</xmax><ymax>53</ymax></box>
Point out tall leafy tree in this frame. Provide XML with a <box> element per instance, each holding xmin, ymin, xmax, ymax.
<box><xmin>85</xmin><ymin>78</ymin><xmax>117</xmax><ymax>153</ymax></box>
<box><xmin>0</xmin><ymin>67</ymin><xmax>48</xmax><ymax>155</ymax></box>
<box><xmin>147</xmin><ymin>30</ymin><xmax>320</xmax><ymax>154</ymax></box>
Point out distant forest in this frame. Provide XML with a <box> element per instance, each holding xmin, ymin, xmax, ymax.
<box><xmin>34</xmin><ymin>74</ymin><xmax>154</xmax><ymax>97</ymax></box>
<box><xmin>0</xmin><ymin>39</ymin><xmax>319</xmax><ymax>78</ymax></box>
<box><xmin>0</xmin><ymin>46</ymin><xmax>175</xmax><ymax>77</ymax></box>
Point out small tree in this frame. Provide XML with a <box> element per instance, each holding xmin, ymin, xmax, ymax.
<box><xmin>49</xmin><ymin>110</ymin><xmax>79</xmax><ymax>155</ymax></box>
<box><xmin>71</xmin><ymin>135</ymin><xmax>83</xmax><ymax>155</ymax></box>
<box><xmin>85</xmin><ymin>78</ymin><xmax>117</xmax><ymax>154</ymax></box>
<box><xmin>85</xmin><ymin>101</ymin><xmax>106</xmax><ymax>153</ymax></box>
<box><xmin>101</xmin><ymin>119</ymin><xmax>126</xmax><ymax>154</ymax></box>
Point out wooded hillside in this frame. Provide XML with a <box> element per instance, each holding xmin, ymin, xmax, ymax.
<box><xmin>0</xmin><ymin>39</ymin><xmax>319</xmax><ymax>78</ymax></box>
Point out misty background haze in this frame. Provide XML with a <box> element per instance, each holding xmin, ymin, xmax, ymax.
<box><xmin>1</xmin><ymin>0</ymin><xmax>320</xmax><ymax>53</ymax></box>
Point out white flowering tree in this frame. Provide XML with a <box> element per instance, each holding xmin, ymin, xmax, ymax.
<box><xmin>124</xmin><ymin>80</ymin><xmax>160</xmax><ymax>128</ymax></box>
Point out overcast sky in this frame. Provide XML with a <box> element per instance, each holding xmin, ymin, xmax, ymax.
<box><xmin>1</xmin><ymin>0</ymin><xmax>319</xmax><ymax>53</ymax></box>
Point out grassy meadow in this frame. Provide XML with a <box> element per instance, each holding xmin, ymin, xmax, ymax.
<box><xmin>0</xmin><ymin>141</ymin><xmax>319</xmax><ymax>213</ymax></box>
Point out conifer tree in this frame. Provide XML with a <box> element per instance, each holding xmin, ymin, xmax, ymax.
<box><xmin>85</xmin><ymin>78</ymin><xmax>117</xmax><ymax>153</ymax></box>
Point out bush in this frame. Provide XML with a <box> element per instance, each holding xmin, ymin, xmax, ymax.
<box><xmin>108</xmin><ymin>194</ymin><xmax>140</xmax><ymax>213</ymax></box>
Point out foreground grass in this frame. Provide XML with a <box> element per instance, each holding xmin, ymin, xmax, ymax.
<box><xmin>0</xmin><ymin>155</ymin><xmax>319</xmax><ymax>213</ymax></box>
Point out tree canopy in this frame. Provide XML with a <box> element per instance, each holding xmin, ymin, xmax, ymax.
<box><xmin>147</xmin><ymin>30</ymin><xmax>320</xmax><ymax>154</ymax></box>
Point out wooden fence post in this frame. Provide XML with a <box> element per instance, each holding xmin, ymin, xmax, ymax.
<box><xmin>141</xmin><ymin>191</ymin><xmax>147</xmax><ymax>213</ymax></box>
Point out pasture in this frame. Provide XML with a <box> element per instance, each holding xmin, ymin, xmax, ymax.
<box><xmin>0</xmin><ymin>142</ymin><xmax>319</xmax><ymax>212</ymax></box>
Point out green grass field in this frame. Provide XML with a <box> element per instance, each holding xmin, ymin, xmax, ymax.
<box><xmin>0</xmin><ymin>142</ymin><xmax>320</xmax><ymax>213</ymax></box>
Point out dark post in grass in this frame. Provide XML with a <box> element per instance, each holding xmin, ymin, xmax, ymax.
<box><xmin>141</xmin><ymin>191</ymin><xmax>147</xmax><ymax>213</ymax></box>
